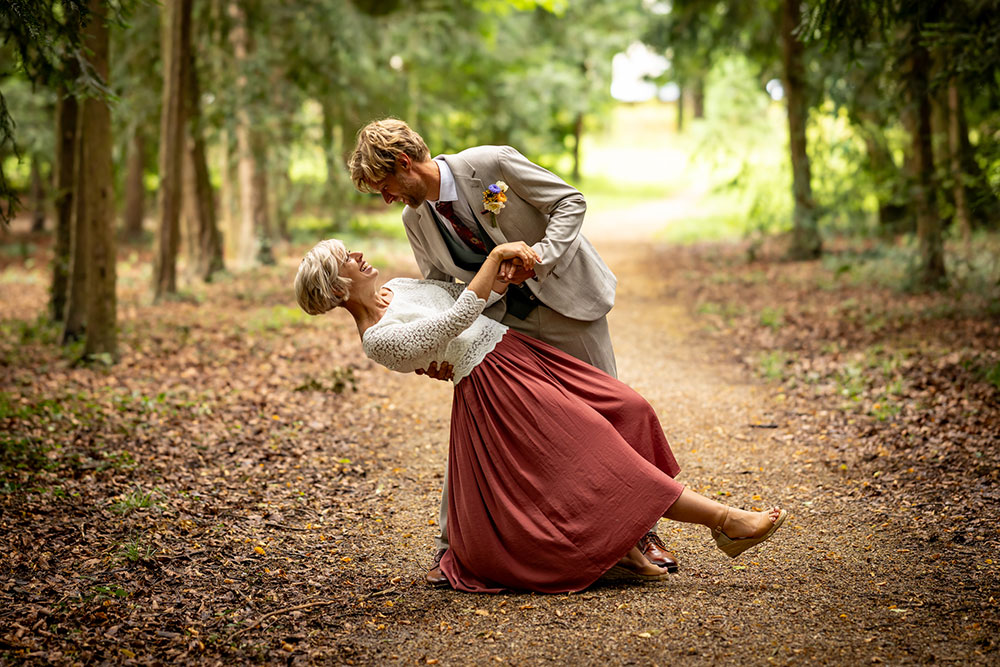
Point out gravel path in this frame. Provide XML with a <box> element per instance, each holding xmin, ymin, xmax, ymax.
<box><xmin>348</xmin><ymin>200</ymin><xmax>996</xmax><ymax>665</ymax></box>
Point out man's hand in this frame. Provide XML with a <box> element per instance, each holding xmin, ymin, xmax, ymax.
<box><xmin>498</xmin><ymin>258</ymin><xmax>537</xmax><ymax>285</ymax></box>
<box><xmin>415</xmin><ymin>361</ymin><xmax>454</xmax><ymax>381</ymax></box>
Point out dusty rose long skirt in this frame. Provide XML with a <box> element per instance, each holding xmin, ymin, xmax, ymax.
<box><xmin>439</xmin><ymin>330</ymin><xmax>684</xmax><ymax>593</ymax></box>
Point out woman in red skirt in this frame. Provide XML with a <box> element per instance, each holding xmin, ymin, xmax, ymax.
<box><xmin>296</xmin><ymin>239</ymin><xmax>787</xmax><ymax>593</ymax></box>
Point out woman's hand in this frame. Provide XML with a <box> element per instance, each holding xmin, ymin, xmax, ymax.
<box><xmin>489</xmin><ymin>242</ymin><xmax>540</xmax><ymax>270</ymax></box>
<box><xmin>469</xmin><ymin>242</ymin><xmax>539</xmax><ymax>301</ymax></box>
<box><xmin>497</xmin><ymin>259</ymin><xmax>536</xmax><ymax>285</ymax></box>
<box><xmin>415</xmin><ymin>361</ymin><xmax>454</xmax><ymax>381</ymax></box>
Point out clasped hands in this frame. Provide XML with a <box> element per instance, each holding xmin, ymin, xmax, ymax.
<box><xmin>417</xmin><ymin>242</ymin><xmax>539</xmax><ymax>382</ymax></box>
<box><xmin>491</xmin><ymin>241</ymin><xmax>539</xmax><ymax>286</ymax></box>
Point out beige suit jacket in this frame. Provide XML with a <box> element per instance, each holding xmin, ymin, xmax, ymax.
<box><xmin>401</xmin><ymin>145</ymin><xmax>616</xmax><ymax>322</ymax></box>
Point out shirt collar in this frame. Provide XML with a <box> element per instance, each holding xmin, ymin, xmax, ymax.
<box><xmin>430</xmin><ymin>157</ymin><xmax>458</xmax><ymax>204</ymax></box>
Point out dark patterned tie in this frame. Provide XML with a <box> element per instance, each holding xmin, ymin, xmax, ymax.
<box><xmin>435</xmin><ymin>201</ymin><xmax>487</xmax><ymax>253</ymax></box>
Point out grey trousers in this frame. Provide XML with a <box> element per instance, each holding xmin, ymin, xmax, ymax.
<box><xmin>434</xmin><ymin>305</ymin><xmax>617</xmax><ymax>551</ymax></box>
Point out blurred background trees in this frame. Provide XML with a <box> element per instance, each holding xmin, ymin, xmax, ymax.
<box><xmin>1</xmin><ymin>0</ymin><xmax>998</xmax><ymax>361</ymax></box>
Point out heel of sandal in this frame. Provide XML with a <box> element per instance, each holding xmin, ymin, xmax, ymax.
<box><xmin>713</xmin><ymin>508</ymin><xmax>787</xmax><ymax>559</ymax></box>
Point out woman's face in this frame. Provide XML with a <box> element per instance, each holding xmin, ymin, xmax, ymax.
<box><xmin>339</xmin><ymin>249</ymin><xmax>379</xmax><ymax>291</ymax></box>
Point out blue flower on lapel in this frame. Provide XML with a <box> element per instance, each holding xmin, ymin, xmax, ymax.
<box><xmin>481</xmin><ymin>181</ymin><xmax>508</xmax><ymax>227</ymax></box>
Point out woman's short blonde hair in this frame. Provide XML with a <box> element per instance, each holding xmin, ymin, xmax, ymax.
<box><xmin>295</xmin><ymin>239</ymin><xmax>353</xmax><ymax>315</ymax></box>
<box><xmin>348</xmin><ymin>118</ymin><xmax>430</xmax><ymax>193</ymax></box>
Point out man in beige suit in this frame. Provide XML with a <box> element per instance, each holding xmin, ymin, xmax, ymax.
<box><xmin>348</xmin><ymin>118</ymin><xmax>677</xmax><ymax>584</ymax></box>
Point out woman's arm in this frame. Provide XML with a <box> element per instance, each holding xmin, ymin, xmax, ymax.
<box><xmin>467</xmin><ymin>242</ymin><xmax>539</xmax><ymax>300</ymax></box>
<box><xmin>363</xmin><ymin>243</ymin><xmax>539</xmax><ymax>372</ymax></box>
<box><xmin>363</xmin><ymin>289</ymin><xmax>489</xmax><ymax>371</ymax></box>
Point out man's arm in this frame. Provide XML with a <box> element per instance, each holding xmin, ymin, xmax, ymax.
<box><xmin>496</xmin><ymin>145</ymin><xmax>586</xmax><ymax>284</ymax></box>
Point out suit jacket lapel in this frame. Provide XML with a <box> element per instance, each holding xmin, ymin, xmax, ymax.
<box><xmin>441</xmin><ymin>155</ymin><xmax>507</xmax><ymax>246</ymax></box>
<box><xmin>411</xmin><ymin>203</ymin><xmax>474</xmax><ymax>281</ymax></box>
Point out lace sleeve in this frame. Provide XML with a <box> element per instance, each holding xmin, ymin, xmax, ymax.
<box><xmin>433</xmin><ymin>278</ymin><xmax>504</xmax><ymax>308</ymax></box>
<box><xmin>362</xmin><ymin>289</ymin><xmax>487</xmax><ymax>371</ymax></box>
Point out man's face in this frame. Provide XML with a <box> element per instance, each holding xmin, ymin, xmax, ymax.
<box><xmin>371</xmin><ymin>156</ymin><xmax>427</xmax><ymax>208</ymax></box>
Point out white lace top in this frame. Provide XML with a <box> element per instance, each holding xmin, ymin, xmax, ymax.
<box><xmin>362</xmin><ymin>278</ymin><xmax>508</xmax><ymax>383</ymax></box>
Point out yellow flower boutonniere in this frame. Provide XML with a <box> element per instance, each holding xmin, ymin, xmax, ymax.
<box><xmin>481</xmin><ymin>181</ymin><xmax>508</xmax><ymax>227</ymax></box>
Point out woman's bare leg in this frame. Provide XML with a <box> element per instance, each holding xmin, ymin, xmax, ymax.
<box><xmin>663</xmin><ymin>488</ymin><xmax>781</xmax><ymax>539</ymax></box>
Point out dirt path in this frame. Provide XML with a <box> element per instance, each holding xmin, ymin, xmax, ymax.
<box><xmin>344</xmin><ymin>200</ymin><xmax>993</xmax><ymax>665</ymax></box>
<box><xmin>3</xmin><ymin>199</ymin><xmax>994</xmax><ymax>664</ymax></box>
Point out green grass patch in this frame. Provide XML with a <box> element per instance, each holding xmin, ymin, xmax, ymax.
<box><xmin>294</xmin><ymin>366</ymin><xmax>358</xmax><ymax>394</ymax></box>
<box><xmin>91</xmin><ymin>584</ymin><xmax>130</xmax><ymax>600</ymax></box>
<box><xmin>575</xmin><ymin>173</ymin><xmax>680</xmax><ymax>214</ymax></box>
<box><xmin>116</xmin><ymin>534</ymin><xmax>156</xmax><ymax>563</ymax></box>
<box><xmin>758</xmin><ymin>350</ymin><xmax>792</xmax><ymax>381</ymax></box>
<box><xmin>978</xmin><ymin>359</ymin><xmax>1000</xmax><ymax>391</ymax></box>
<box><xmin>870</xmin><ymin>399</ymin><xmax>903</xmax><ymax>421</ymax></box>
<box><xmin>834</xmin><ymin>362</ymin><xmax>867</xmax><ymax>404</ymax></box>
<box><xmin>289</xmin><ymin>209</ymin><xmax>408</xmax><ymax>245</ymax></box>
<box><xmin>109</xmin><ymin>487</ymin><xmax>155</xmax><ymax>514</ymax></box>
<box><xmin>695</xmin><ymin>300</ymin><xmax>745</xmax><ymax>323</ymax></box>
<box><xmin>247</xmin><ymin>304</ymin><xmax>311</xmax><ymax>333</ymax></box>
<box><xmin>758</xmin><ymin>306</ymin><xmax>785</xmax><ymax>331</ymax></box>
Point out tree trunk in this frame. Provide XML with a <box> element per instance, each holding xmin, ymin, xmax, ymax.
<box><xmin>571</xmin><ymin>112</ymin><xmax>583</xmax><ymax>182</ymax></box>
<box><xmin>30</xmin><ymin>159</ymin><xmax>46</xmax><ymax>231</ymax></box>
<box><xmin>61</xmin><ymin>103</ymin><xmax>88</xmax><ymax>343</ymax></box>
<box><xmin>906</xmin><ymin>42</ymin><xmax>946</xmax><ymax>288</ymax></box>
<box><xmin>320</xmin><ymin>100</ymin><xmax>351</xmax><ymax>231</ymax></box>
<box><xmin>184</xmin><ymin>48</ymin><xmax>225</xmax><ymax>281</ymax></box>
<box><xmin>676</xmin><ymin>86</ymin><xmax>684</xmax><ymax>133</ymax></box>
<box><xmin>181</xmin><ymin>137</ymin><xmax>200</xmax><ymax>273</ymax></box>
<box><xmin>275</xmin><ymin>168</ymin><xmax>291</xmax><ymax>242</ymax></box>
<box><xmin>692</xmin><ymin>76</ymin><xmax>705</xmax><ymax>119</ymax></box>
<box><xmin>253</xmin><ymin>140</ymin><xmax>275</xmax><ymax>265</ymax></box>
<box><xmin>51</xmin><ymin>90</ymin><xmax>77</xmax><ymax>324</ymax></box>
<box><xmin>218</xmin><ymin>128</ymin><xmax>237</xmax><ymax>262</ymax></box>
<box><xmin>781</xmin><ymin>0</ymin><xmax>821</xmax><ymax>260</ymax></box>
<box><xmin>946</xmin><ymin>79</ymin><xmax>971</xmax><ymax>248</ymax></box>
<box><xmin>211</xmin><ymin>0</ymin><xmax>236</xmax><ymax>262</ymax></box>
<box><xmin>123</xmin><ymin>129</ymin><xmax>145</xmax><ymax>241</ymax></box>
<box><xmin>951</xmin><ymin>81</ymin><xmax>998</xmax><ymax>229</ymax></box>
<box><xmin>230</xmin><ymin>0</ymin><xmax>257</xmax><ymax>268</ymax></box>
<box><xmin>80</xmin><ymin>0</ymin><xmax>117</xmax><ymax>358</ymax></box>
<box><xmin>153</xmin><ymin>0</ymin><xmax>192</xmax><ymax>299</ymax></box>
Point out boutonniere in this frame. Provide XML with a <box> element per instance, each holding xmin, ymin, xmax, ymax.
<box><xmin>481</xmin><ymin>181</ymin><xmax>508</xmax><ymax>227</ymax></box>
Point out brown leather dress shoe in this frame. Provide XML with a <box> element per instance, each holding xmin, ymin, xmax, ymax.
<box><xmin>425</xmin><ymin>548</ymin><xmax>450</xmax><ymax>588</ymax></box>
<box><xmin>639</xmin><ymin>531</ymin><xmax>679</xmax><ymax>572</ymax></box>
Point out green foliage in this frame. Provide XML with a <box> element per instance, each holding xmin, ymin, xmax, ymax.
<box><xmin>0</xmin><ymin>0</ymin><xmax>122</xmax><ymax>224</ymax></box>
<box><xmin>0</xmin><ymin>390</ymin><xmax>62</xmax><ymax>472</ymax></box>
<box><xmin>978</xmin><ymin>360</ymin><xmax>1000</xmax><ymax>392</ymax></box>
<box><xmin>672</xmin><ymin>56</ymin><xmax>793</xmax><ymax>240</ymax></box>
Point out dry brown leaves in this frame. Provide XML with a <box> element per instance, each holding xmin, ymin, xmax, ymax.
<box><xmin>651</xmin><ymin>239</ymin><xmax>1000</xmax><ymax>583</ymax></box>
<box><xmin>0</xmin><ymin>236</ymin><xmax>423</xmax><ymax>664</ymax></box>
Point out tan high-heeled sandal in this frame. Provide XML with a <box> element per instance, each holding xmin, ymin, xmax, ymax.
<box><xmin>712</xmin><ymin>507</ymin><xmax>787</xmax><ymax>559</ymax></box>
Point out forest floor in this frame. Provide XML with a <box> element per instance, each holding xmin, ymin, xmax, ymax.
<box><xmin>1</xmin><ymin>202</ymin><xmax>998</xmax><ymax>665</ymax></box>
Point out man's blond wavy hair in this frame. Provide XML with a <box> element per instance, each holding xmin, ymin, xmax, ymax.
<box><xmin>348</xmin><ymin>118</ymin><xmax>430</xmax><ymax>193</ymax></box>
